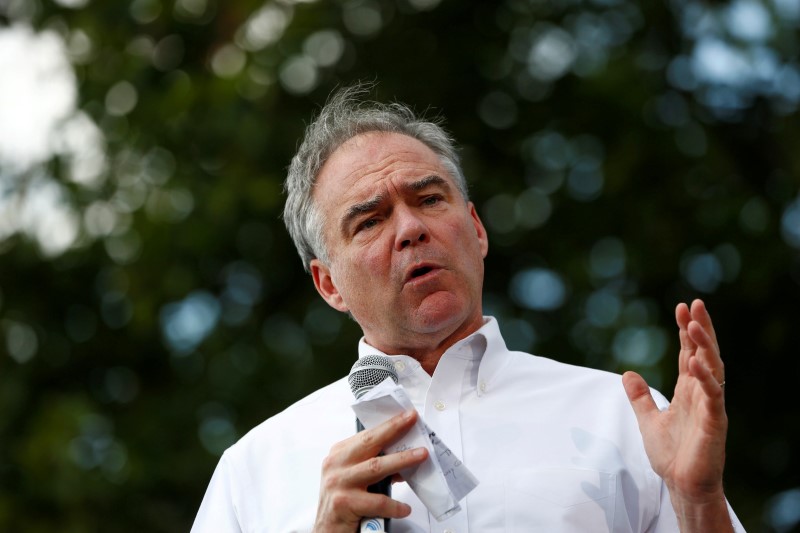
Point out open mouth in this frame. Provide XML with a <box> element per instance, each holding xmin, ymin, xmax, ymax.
<box><xmin>409</xmin><ymin>266</ymin><xmax>434</xmax><ymax>279</ymax></box>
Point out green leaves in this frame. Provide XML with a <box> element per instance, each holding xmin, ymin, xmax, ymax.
<box><xmin>1</xmin><ymin>1</ymin><xmax>797</xmax><ymax>530</ymax></box>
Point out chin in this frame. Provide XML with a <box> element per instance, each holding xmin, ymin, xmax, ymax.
<box><xmin>411</xmin><ymin>294</ymin><xmax>471</xmax><ymax>333</ymax></box>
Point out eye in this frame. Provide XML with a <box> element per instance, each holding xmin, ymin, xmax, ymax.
<box><xmin>422</xmin><ymin>195</ymin><xmax>442</xmax><ymax>206</ymax></box>
<box><xmin>357</xmin><ymin>218</ymin><xmax>379</xmax><ymax>232</ymax></box>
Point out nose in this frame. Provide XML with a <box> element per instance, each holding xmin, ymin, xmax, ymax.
<box><xmin>394</xmin><ymin>207</ymin><xmax>429</xmax><ymax>251</ymax></box>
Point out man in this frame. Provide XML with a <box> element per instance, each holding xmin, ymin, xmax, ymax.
<box><xmin>192</xmin><ymin>86</ymin><xmax>744</xmax><ymax>532</ymax></box>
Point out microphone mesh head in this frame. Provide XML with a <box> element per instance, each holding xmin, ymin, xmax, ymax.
<box><xmin>348</xmin><ymin>355</ymin><xmax>399</xmax><ymax>399</ymax></box>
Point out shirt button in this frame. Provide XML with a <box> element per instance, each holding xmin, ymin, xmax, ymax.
<box><xmin>444</xmin><ymin>529</ymin><xmax>455</xmax><ymax>533</ymax></box>
<box><xmin>434</xmin><ymin>400</ymin><xmax>446</xmax><ymax>411</ymax></box>
<box><xmin>479</xmin><ymin>381</ymin><xmax>487</xmax><ymax>393</ymax></box>
<box><xmin>394</xmin><ymin>361</ymin><xmax>405</xmax><ymax>372</ymax></box>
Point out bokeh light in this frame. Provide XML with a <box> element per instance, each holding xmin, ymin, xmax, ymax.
<box><xmin>1</xmin><ymin>1</ymin><xmax>797</xmax><ymax>530</ymax></box>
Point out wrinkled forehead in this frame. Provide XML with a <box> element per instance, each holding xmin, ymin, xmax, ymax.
<box><xmin>315</xmin><ymin>131</ymin><xmax>449</xmax><ymax>201</ymax></box>
<box><xmin>319</xmin><ymin>131</ymin><xmax>444</xmax><ymax>185</ymax></box>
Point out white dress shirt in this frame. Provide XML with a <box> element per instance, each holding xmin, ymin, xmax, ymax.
<box><xmin>192</xmin><ymin>317</ymin><xmax>744</xmax><ymax>532</ymax></box>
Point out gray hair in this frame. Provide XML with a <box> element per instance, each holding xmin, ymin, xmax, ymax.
<box><xmin>283</xmin><ymin>84</ymin><xmax>469</xmax><ymax>272</ymax></box>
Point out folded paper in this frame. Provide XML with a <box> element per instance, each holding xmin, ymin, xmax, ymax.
<box><xmin>351</xmin><ymin>378</ymin><xmax>479</xmax><ymax>521</ymax></box>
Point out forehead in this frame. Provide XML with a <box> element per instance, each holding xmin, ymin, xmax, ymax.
<box><xmin>315</xmin><ymin>131</ymin><xmax>446</xmax><ymax>192</ymax></box>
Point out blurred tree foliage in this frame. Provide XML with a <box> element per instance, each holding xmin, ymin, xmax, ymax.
<box><xmin>1</xmin><ymin>0</ymin><xmax>799</xmax><ymax>531</ymax></box>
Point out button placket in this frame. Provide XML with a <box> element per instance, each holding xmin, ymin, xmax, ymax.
<box><xmin>423</xmin><ymin>348</ymin><xmax>471</xmax><ymax>533</ymax></box>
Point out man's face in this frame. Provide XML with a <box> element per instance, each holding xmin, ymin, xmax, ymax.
<box><xmin>309</xmin><ymin>132</ymin><xmax>489</xmax><ymax>358</ymax></box>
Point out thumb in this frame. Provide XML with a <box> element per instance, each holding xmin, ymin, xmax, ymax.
<box><xmin>622</xmin><ymin>371</ymin><xmax>659</xmax><ymax>427</ymax></box>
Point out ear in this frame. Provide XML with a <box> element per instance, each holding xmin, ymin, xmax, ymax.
<box><xmin>468</xmin><ymin>202</ymin><xmax>489</xmax><ymax>258</ymax></box>
<box><xmin>310</xmin><ymin>259</ymin><xmax>350</xmax><ymax>313</ymax></box>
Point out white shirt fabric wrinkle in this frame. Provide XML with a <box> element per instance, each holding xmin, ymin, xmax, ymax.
<box><xmin>191</xmin><ymin>317</ymin><xmax>745</xmax><ymax>533</ymax></box>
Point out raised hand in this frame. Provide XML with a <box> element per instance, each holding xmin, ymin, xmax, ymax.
<box><xmin>623</xmin><ymin>299</ymin><xmax>732</xmax><ymax>532</ymax></box>
<box><xmin>314</xmin><ymin>410</ymin><xmax>429</xmax><ymax>533</ymax></box>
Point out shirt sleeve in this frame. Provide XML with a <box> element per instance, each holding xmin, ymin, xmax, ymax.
<box><xmin>190</xmin><ymin>451</ymin><xmax>243</xmax><ymax>533</ymax></box>
<box><xmin>649</xmin><ymin>480</ymin><xmax>747</xmax><ymax>532</ymax></box>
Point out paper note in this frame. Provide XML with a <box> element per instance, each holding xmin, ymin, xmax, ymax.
<box><xmin>352</xmin><ymin>378</ymin><xmax>479</xmax><ymax>521</ymax></box>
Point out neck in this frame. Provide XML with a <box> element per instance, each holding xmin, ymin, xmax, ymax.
<box><xmin>364</xmin><ymin>315</ymin><xmax>485</xmax><ymax>376</ymax></box>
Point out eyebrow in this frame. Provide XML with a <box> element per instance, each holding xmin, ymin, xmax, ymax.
<box><xmin>406</xmin><ymin>175</ymin><xmax>450</xmax><ymax>192</ymax></box>
<box><xmin>339</xmin><ymin>175</ymin><xmax>451</xmax><ymax>234</ymax></box>
<box><xmin>341</xmin><ymin>193</ymin><xmax>385</xmax><ymax>234</ymax></box>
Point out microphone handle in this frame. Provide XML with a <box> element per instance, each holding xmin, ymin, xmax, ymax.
<box><xmin>356</xmin><ymin>418</ymin><xmax>392</xmax><ymax>532</ymax></box>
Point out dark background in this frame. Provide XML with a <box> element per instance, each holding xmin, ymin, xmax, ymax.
<box><xmin>1</xmin><ymin>0</ymin><xmax>799</xmax><ymax>531</ymax></box>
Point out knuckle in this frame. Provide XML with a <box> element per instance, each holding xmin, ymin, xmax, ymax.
<box><xmin>330</xmin><ymin>492</ymin><xmax>349</xmax><ymax>510</ymax></box>
<box><xmin>320</xmin><ymin>466</ymin><xmax>342</xmax><ymax>491</ymax></box>
<box><xmin>405</xmin><ymin>448</ymin><xmax>423</xmax><ymax>462</ymax></box>
<box><xmin>321</xmin><ymin>453</ymin><xmax>336</xmax><ymax>472</ymax></box>
<box><xmin>375</xmin><ymin>496</ymin><xmax>392</xmax><ymax>515</ymax></box>
<box><xmin>321</xmin><ymin>473</ymin><xmax>338</xmax><ymax>492</ymax></box>
<box><xmin>366</xmin><ymin>456</ymin><xmax>382</xmax><ymax>474</ymax></box>
<box><xmin>359</xmin><ymin>430</ymin><xmax>376</xmax><ymax>448</ymax></box>
<box><xmin>378</xmin><ymin>496</ymin><xmax>407</xmax><ymax>518</ymax></box>
<box><xmin>393</xmin><ymin>411</ymin><xmax>412</xmax><ymax>428</ymax></box>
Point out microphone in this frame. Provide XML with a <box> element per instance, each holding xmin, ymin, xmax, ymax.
<box><xmin>348</xmin><ymin>355</ymin><xmax>400</xmax><ymax>533</ymax></box>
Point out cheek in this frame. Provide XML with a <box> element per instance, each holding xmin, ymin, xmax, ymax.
<box><xmin>355</xmin><ymin>239</ymin><xmax>390</xmax><ymax>273</ymax></box>
<box><xmin>448</xmin><ymin>222</ymin><xmax>486</xmax><ymax>276</ymax></box>
<box><xmin>334</xmin><ymin>248</ymin><xmax>387</xmax><ymax>293</ymax></box>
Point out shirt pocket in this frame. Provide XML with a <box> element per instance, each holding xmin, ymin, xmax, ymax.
<box><xmin>505</xmin><ymin>467</ymin><xmax>617</xmax><ymax>532</ymax></box>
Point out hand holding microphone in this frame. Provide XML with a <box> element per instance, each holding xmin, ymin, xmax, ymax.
<box><xmin>312</xmin><ymin>357</ymin><xmax>428</xmax><ymax>533</ymax></box>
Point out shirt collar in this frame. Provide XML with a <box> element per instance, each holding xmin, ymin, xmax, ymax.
<box><xmin>356</xmin><ymin>316</ymin><xmax>510</xmax><ymax>396</ymax></box>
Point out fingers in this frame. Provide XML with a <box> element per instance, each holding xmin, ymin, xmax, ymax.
<box><xmin>676</xmin><ymin>299</ymin><xmax>723</xmax><ymax>383</ymax></box>
<box><xmin>333</xmin><ymin>410</ymin><xmax>418</xmax><ymax>466</ymax></box>
<box><xmin>688</xmin><ymin>302</ymin><xmax>720</xmax><ymax>358</ymax></box>
<box><xmin>316</xmin><ymin>488</ymin><xmax>414</xmax><ymax>531</ymax></box>
<box><xmin>675</xmin><ymin>303</ymin><xmax>694</xmax><ymax>375</ymax></box>
<box><xmin>623</xmin><ymin>371</ymin><xmax>659</xmax><ymax>428</ymax></box>
<box><xmin>675</xmin><ymin>302</ymin><xmax>692</xmax><ymax>331</ymax></box>
<box><xmin>351</xmin><ymin>447</ymin><xmax>428</xmax><ymax>487</ymax></box>
<box><xmin>688</xmin><ymin>320</ymin><xmax>722</xmax><ymax>364</ymax></box>
<box><xmin>690</xmin><ymin>299</ymin><xmax>719</xmax><ymax>348</ymax></box>
<box><xmin>688</xmin><ymin>356</ymin><xmax>726</xmax><ymax>410</ymax></box>
<box><xmin>347</xmin><ymin>491</ymin><xmax>413</xmax><ymax>521</ymax></box>
<box><xmin>687</xmin><ymin>300</ymin><xmax>724</xmax><ymax>384</ymax></box>
<box><xmin>315</xmin><ymin>410</ymin><xmax>427</xmax><ymax>530</ymax></box>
